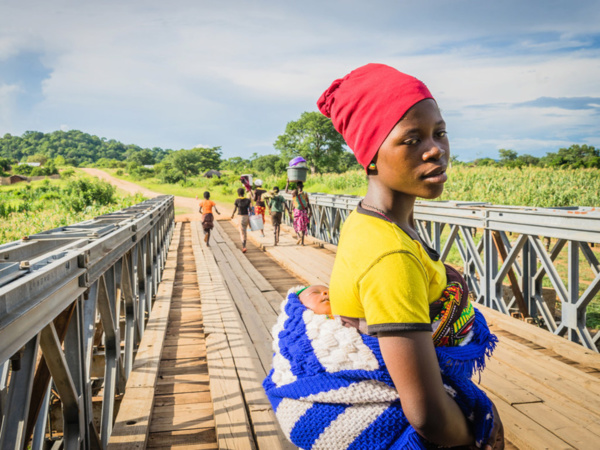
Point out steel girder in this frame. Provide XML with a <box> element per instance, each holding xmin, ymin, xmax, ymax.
<box><xmin>0</xmin><ymin>196</ymin><xmax>174</xmax><ymax>449</ymax></box>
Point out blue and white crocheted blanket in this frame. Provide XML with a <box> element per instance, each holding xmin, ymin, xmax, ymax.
<box><xmin>263</xmin><ymin>289</ymin><xmax>497</xmax><ymax>449</ymax></box>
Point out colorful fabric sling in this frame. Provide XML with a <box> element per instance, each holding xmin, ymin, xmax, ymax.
<box><xmin>263</xmin><ymin>284</ymin><xmax>497</xmax><ymax>449</ymax></box>
<box><xmin>295</xmin><ymin>191</ymin><xmax>308</xmax><ymax>210</ymax></box>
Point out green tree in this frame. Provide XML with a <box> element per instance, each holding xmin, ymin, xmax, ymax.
<box><xmin>27</xmin><ymin>153</ymin><xmax>48</xmax><ymax>165</ymax></box>
<box><xmin>191</xmin><ymin>146</ymin><xmax>222</xmax><ymax>171</ymax></box>
<box><xmin>128</xmin><ymin>148</ymin><xmax>155</xmax><ymax>166</ymax></box>
<box><xmin>541</xmin><ymin>144</ymin><xmax>599</xmax><ymax>168</ymax></box>
<box><xmin>13</xmin><ymin>164</ymin><xmax>33</xmax><ymax>175</ymax></box>
<box><xmin>169</xmin><ymin>150</ymin><xmax>199</xmax><ymax>182</ymax></box>
<box><xmin>274</xmin><ymin>112</ymin><xmax>346</xmax><ymax>174</ymax></box>
<box><xmin>516</xmin><ymin>154</ymin><xmax>540</xmax><ymax>166</ymax></box>
<box><xmin>498</xmin><ymin>149</ymin><xmax>518</xmax><ymax>164</ymax></box>
<box><xmin>473</xmin><ymin>157</ymin><xmax>497</xmax><ymax>167</ymax></box>
<box><xmin>0</xmin><ymin>157</ymin><xmax>13</xmax><ymax>172</ymax></box>
<box><xmin>250</xmin><ymin>154</ymin><xmax>286</xmax><ymax>175</ymax></box>
<box><xmin>221</xmin><ymin>156</ymin><xmax>250</xmax><ymax>173</ymax></box>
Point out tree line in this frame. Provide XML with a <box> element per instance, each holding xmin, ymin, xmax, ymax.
<box><xmin>1</xmin><ymin>114</ymin><xmax>598</xmax><ymax>183</ymax></box>
<box><xmin>0</xmin><ymin>130</ymin><xmax>170</xmax><ymax>167</ymax></box>
<box><xmin>469</xmin><ymin>145</ymin><xmax>600</xmax><ymax>169</ymax></box>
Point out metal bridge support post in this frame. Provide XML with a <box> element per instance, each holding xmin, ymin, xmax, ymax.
<box><xmin>433</xmin><ymin>222</ymin><xmax>442</xmax><ymax>254</ymax></box>
<box><xmin>0</xmin><ymin>335</ymin><xmax>39</xmax><ymax>450</ymax></box>
<box><xmin>557</xmin><ymin>241</ymin><xmax>596</xmax><ymax>349</ymax></box>
<box><xmin>39</xmin><ymin>321</ymin><xmax>83</xmax><ymax>449</ymax></box>
<box><xmin>483</xmin><ymin>229</ymin><xmax>497</xmax><ymax>310</ymax></box>
<box><xmin>0</xmin><ymin>360</ymin><xmax>9</xmax><ymax>430</ymax></box>
<box><xmin>522</xmin><ymin>240</ymin><xmax>537</xmax><ymax>318</ymax></box>
<box><xmin>31</xmin><ymin>383</ymin><xmax>52</xmax><ymax>450</ymax></box>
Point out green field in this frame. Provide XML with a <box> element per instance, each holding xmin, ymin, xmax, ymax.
<box><xmin>110</xmin><ymin>165</ymin><xmax>600</xmax><ymax>208</ymax></box>
<box><xmin>0</xmin><ymin>174</ymin><xmax>145</xmax><ymax>244</ymax></box>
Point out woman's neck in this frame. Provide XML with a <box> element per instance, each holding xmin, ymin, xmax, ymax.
<box><xmin>363</xmin><ymin>180</ymin><xmax>417</xmax><ymax>232</ymax></box>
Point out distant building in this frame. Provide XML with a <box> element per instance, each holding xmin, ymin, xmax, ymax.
<box><xmin>143</xmin><ymin>165</ymin><xmax>154</xmax><ymax>169</ymax></box>
<box><xmin>18</xmin><ymin>162</ymin><xmax>41</xmax><ymax>167</ymax></box>
<box><xmin>9</xmin><ymin>174</ymin><xmax>27</xmax><ymax>184</ymax></box>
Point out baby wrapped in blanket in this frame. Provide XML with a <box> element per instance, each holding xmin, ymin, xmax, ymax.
<box><xmin>263</xmin><ymin>268</ymin><xmax>498</xmax><ymax>449</ymax></box>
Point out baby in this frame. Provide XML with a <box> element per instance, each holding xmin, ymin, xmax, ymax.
<box><xmin>297</xmin><ymin>284</ymin><xmax>475</xmax><ymax>347</ymax></box>
<box><xmin>297</xmin><ymin>285</ymin><xmax>332</xmax><ymax>317</ymax></box>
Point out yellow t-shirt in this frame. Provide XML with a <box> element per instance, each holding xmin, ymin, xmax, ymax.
<box><xmin>330</xmin><ymin>207</ymin><xmax>447</xmax><ymax>335</ymax></box>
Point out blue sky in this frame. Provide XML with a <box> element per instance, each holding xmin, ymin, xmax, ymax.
<box><xmin>1</xmin><ymin>0</ymin><xmax>599</xmax><ymax>161</ymax></box>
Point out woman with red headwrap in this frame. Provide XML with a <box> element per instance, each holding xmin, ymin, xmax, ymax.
<box><xmin>318</xmin><ymin>64</ymin><xmax>504</xmax><ymax>449</ymax></box>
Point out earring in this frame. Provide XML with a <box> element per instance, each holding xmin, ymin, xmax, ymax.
<box><xmin>367</xmin><ymin>162</ymin><xmax>377</xmax><ymax>171</ymax></box>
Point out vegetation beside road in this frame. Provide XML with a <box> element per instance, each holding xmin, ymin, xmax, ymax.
<box><xmin>0</xmin><ymin>173</ymin><xmax>144</xmax><ymax>244</ymax></box>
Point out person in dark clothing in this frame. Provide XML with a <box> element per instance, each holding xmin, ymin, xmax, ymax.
<box><xmin>267</xmin><ymin>186</ymin><xmax>290</xmax><ymax>246</ymax></box>
<box><xmin>231</xmin><ymin>187</ymin><xmax>252</xmax><ymax>253</ymax></box>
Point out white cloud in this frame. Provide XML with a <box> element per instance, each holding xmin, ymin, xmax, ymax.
<box><xmin>0</xmin><ymin>0</ymin><xmax>599</xmax><ymax>158</ymax></box>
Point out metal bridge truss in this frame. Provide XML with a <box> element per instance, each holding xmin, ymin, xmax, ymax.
<box><xmin>281</xmin><ymin>193</ymin><xmax>600</xmax><ymax>351</ymax></box>
<box><xmin>0</xmin><ymin>196</ymin><xmax>174</xmax><ymax>449</ymax></box>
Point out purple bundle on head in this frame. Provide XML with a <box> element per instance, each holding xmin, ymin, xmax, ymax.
<box><xmin>289</xmin><ymin>156</ymin><xmax>307</xmax><ymax>167</ymax></box>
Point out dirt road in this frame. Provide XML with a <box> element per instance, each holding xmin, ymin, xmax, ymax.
<box><xmin>81</xmin><ymin>168</ymin><xmax>233</xmax><ymax>222</ymax></box>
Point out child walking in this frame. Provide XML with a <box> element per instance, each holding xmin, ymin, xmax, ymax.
<box><xmin>198</xmin><ymin>191</ymin><xmax>220</xmax><ymax>246</ymax></box>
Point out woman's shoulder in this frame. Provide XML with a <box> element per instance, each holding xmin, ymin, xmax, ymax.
<box><xmin>339</xmin><ymin>211</ymin><xmax>421</xmax><ymax>258</ymax></box>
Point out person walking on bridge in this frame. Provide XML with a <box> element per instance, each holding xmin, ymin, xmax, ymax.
<box><xmin>231</xmin><ymin>187</ymin><xmax>252</xmax><ymax>253</ymax></box>
<box><xmin>267</xmin><ymin>186</ymin><xmax>290</xmax><ymax>246</ymax></box>
<box><xmin>199</xmin><ymin>191</ymin><xmax>220</xmax><ymax>246</ymax></box>
<box><xmin>250</xmin><ymin>179</ymin><xmax>267</xmax><ymax>238</ymax></box>
<box><xmin>285</xmin><ymin>180</ymin><xmax>311</xmax><ymax>246</ymax></box>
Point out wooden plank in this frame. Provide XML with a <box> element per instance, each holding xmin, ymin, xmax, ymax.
<box><xmin>263</xmin><ymin>290</ymin><xmax>285</xmax><ymax>313</ymax></box>
<box><xmin>154</xmin><ymin>391</ymin><xmax>212</xmax><ymax>407</ymax></box>
<box><xmin>155</xmin><ymin>380</ymin><xmax>210</xmax><ymax>397</ymax></box>
<box><xmin>491</xmin><ymin>340</ymin><xmax>600</xmax><ymax>415</ymax></box>
<box><xmin>483</xmin><ymin>359</ymin><xmax>600</xmax><ymax>438</ymax></box>
<box><xmin>191</xmin><ymin>222</ymin><xmax>257</xmax><ymax>450</ymax></box>
<box><xmin>147</xmin><ymin>428</ymin><xmax>218</xmax><ymax>448</ymax></box>
<box><xmin>108</xmin><ymin>223</ymin><xmax>182</xmax><ymax>449</ymax></box>
<box><xmin>485</xmin><ymin>391</ymin><xmax>573</xmax><ymax>450</ymax></box>
<box><xmin>487</xmin><ymin>355</ymin><xmax>600</xmax><ymax>428</ymax></box>
<box><xmin>478</xmin><ymin>303</ymin><xmax>600</xmax><ymax>371</ymax></box>
<box><xmin>211</xmin><ymin>228</ymin><xmax>280</xmax><ymax>327</ymax></box>
<box><xmin>477</xmin><ymin>369</ymin><xmax>542</xmax><ymax>406</ymax></box>
<box><xmin>193</xmin><ymin>221</ymin><xmax>294</xmax><ymax>449</ymax></box>
<box><xmin>214</xmin><ymin>220</ymin><xmax>276</xmax><ymax>293</ymax></box>
<box><xmin>149</xmin><ymin>403</ymin><xmax>215</xmax><ymax>433</ymax></box>
<box><xmin>514</xmin><ymin>401</ymin><xmax>600</xmax><ymax>447</ymax></box>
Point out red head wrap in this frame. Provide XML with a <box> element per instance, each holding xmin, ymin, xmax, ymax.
<box><xmin>317</xmin><ymin>63</ymin><xmax>434</xmax><ymax>169</ymax></box>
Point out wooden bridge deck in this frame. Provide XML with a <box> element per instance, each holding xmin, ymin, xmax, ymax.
<box><xmin>111</xmin><ymin>217</ymin><xmax>600</xmax><ymax>450</ymax></box>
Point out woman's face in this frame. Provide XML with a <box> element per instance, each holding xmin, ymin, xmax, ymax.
<box><xmin>374</xmin><ymin>99</ymin><xmax>449</xmax><ymax>199</ymax></box>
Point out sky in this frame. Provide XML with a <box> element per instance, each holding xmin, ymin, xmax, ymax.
<box><xmin>1</xmin><ymin>0</ymin><xmax>599</xmax><ymax>161</ymax></box>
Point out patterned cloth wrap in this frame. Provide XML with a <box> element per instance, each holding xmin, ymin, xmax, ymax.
<box><xmin>255</xmin><ymin>205</ymin><xmax>266</xmax><ymax>221</ymax></box>
<box><xmin>293</xmin><ymin>209</ymin><xmax>310</xmax><ymax>234</ymax></box>
<box><xmin>263</xmin><ymin>285</ymin><xmax>498</xmax><ymax>449</ymax></box>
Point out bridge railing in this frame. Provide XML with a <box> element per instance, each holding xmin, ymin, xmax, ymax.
<box><xmin>281</xmin><ymin>193</ymin><xmax>600</xmax><ymax>351</ymax></box>
<box><xmin>0</xmin><ymin>195</ymin><xmax>174</xmax><ymax>449</ymax></box>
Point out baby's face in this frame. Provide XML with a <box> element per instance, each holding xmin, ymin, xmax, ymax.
<box><xmin>299</xmin><ymin>285</ymin><xmax>332</xmax><ymax>316</ymax></box>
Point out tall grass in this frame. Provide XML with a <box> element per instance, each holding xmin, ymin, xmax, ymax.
<box><xmin>267</xmin><ymin>166</ymin><xmax>600</xmax><ymax>207</ymax></box>
<box><xmin>0</xmin><ymin>176</ymin><xmax>145</xmax><ymax>244</ymax></box>
<box><xmin>109</xmin><ymin>166</ymin><xmax>600</xmax><ymax>208</ymax></box>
